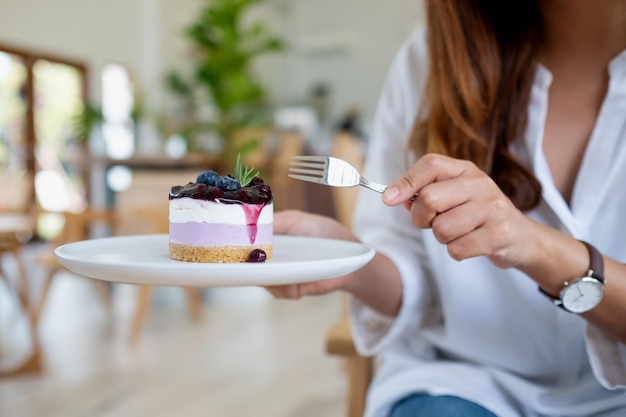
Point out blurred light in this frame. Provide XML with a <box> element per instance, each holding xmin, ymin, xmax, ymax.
<box><xmin>107</xmin><ymin>165</ymin><xmax>133</xmax><ymax>192</ymax></box>
<box><xmin>101</xmin><ymin>63</ymin><xmax>135</xmax><ymax>158</ymax></box>
<box><xmin>164</xmin><ymin>134</ymin><xmax>187</xmax><ymax>158</ymax></box>
<box><xmin>103</xmin><ymin>124</ymin><xmax>134</xmax><ymax>159</ymax></box>
<box><xmin>35</xmin><ymin>170</ymin><xmax>70</xmax><ymax>212</ymax></box>
<box><xmin>274</xmin><ymin>106</ymin><xmax>319</xmax><ymax>140</ymax></box>
<box><xmin>102</xmin><ymin>64</ymin><xmax>133</xmax><ymax>122</ymax></box>
<box><xmin>37</xmin><ymin>212</ymin><xmax>65</xmax><ymax>241</ymax></box>
<box><xmin>0</xmin><ymin>52</ymin><xmax>12</xmax><ymax>79</ymax></box>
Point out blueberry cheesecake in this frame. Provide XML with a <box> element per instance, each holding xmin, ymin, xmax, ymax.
<box><xmin>168</xmin><ymin>158</ymin><xmax>273</xmax><ymax>263</ymax></box>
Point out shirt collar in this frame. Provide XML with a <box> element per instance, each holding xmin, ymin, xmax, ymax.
<box><xmin>608</xmin><ymin>48</ymin><xmax>626</xmax><ymax>78</ymax></box>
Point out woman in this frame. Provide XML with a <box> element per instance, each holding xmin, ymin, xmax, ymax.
<box><xmin>268</xmin><ymin>0</ymin><xmax>626</xmax><ymax>416</ymax></box>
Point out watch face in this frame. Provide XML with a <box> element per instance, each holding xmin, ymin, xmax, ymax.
<box><xmin>561</xmin><ymin>277</ymin><xmax>605</xmax><ymax>313</ymax></box>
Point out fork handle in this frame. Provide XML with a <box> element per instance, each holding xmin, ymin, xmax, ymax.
<box><xmin>360</xmin><ymin>179</ymin><xmax>418</xmax><ymax>203</ymax></box>
<box><xmin>360</xmin><ymin>178</ymin><xmax>387</xmax><ymax>194</ymax></box>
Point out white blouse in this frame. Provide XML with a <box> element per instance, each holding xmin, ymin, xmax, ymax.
<box><xmin>350</xmin><ymin>29</ymin><xmax>626</xmax><ymax>417</ymax></box>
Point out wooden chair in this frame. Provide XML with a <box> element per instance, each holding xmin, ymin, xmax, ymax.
<box><xmin>34</xmin><ymin>209</ymin><xmax>116</xmax><ymax>326</ymax></box>
<box><xmin>114</xmin><ymin>170</ymin><xmax>204</xmax><ymax>346</ymax></box>
<box><xmin>329</xmin><ymin>132</ymin><xmax>365</xmax><ymax>228</ymax></box>
<box><xmin>33</xmin><ymin>199</ymin><xmax>203</xmax><ymax>347</ymax></box>
<box><xmin>325</xmin><ymin>132</ymin><xmax>374</xmax><ymax>417</ymax></box>
<box><xmin>326</xmin><ymin>317</ymin><xmax>373</xmax><ymax>417</ymax></box>
<box><xmin>270</xmin><ymin>130</ymin><xmax>307</xmax><ymax>212</ymax></box>
<box><xmin>0</xmin><ymin>213</ymin><xmax>42</xmax><ymax>376</ymax></box>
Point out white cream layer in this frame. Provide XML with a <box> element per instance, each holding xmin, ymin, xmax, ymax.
<box><xmin>169</xmin><ymin>197</ymin><xmax>273</xmax><ymax>224</ymax></box>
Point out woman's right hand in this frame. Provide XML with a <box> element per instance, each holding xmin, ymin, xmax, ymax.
<box><xmin>264</xmin><ymin>210</ymin><xmax>360</xmax><ymax>299</ymax></box>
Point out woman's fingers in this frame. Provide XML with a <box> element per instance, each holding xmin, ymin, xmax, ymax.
<box><xmin>265</xmin><ymin>284</ymin><xmax>301</xmax><ymax>299</ymax></box>
<box><xmin>382</xmin><ymin>154</ymin><xmax>470</xmax><ymax>206</ymax></box>
<box><xmin>264</xmin><ymin>273</ymin><xmax>355</xmax><ymax>299</ymax></box>
<box><xmin>263</xmin><ymin>211</ymin><xmax>362</xmax><ymax>301</ymax></box>
<box><xmin>274</xmin><ymin>210</ymin><xmax>358</xmax><ymax>242</ymax></box>
<box><xmin>444</xmin><ymin>224</ymin><xmax>519</xmax><ymax>267</ymax></box>
<box><xmin>274</xmin><ymin>210</ymin><xmax>308</xmax><ymax>235</ymax></box>
<box><xmin>408</xmin><ymin>178</ymin><xmax>474</xmax><ymax>228</ymax></box>
<box><xmin>428</xmin><ymin>201</ymin><xmax>486</xmax><ymax>244</ymax></box>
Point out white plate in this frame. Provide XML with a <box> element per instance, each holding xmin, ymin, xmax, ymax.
<box><xmin>55</xmin><ymin>234</ymin><xmax>375</xmax><ymax>287</ymax></box>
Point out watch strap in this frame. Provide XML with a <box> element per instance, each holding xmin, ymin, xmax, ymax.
<box><xmin>538</xmin><ymin>287</ymin><xmax>565</xmax><ymax>308</ymax></box>
<box><xmin>581</xmin><ymin>241</ymin><xmax>605</xmax><ymax>282</ymax></box>
<box><xmin>538</xmin><ymin>240</ymin><xmax>605</xmax><ymax>308</ymax></box>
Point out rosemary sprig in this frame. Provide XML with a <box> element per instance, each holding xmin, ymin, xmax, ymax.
<box><xmin>234</xmin><ymin>153</ymin><xmax>260</xmax><ymax>187</ymax></box>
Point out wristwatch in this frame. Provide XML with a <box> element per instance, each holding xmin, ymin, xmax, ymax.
<box><xmin>539</xmin><ymin>241</ymin><xmax>606</xmax><ymax>313</ymax></box>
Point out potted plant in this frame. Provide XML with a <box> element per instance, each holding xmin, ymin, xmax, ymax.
<box><xmin>166</xmin><ymin>0</ymin><xmax>284</xmax><ymax>169</ymax></box>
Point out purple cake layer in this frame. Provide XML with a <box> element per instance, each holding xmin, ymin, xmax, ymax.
<box><xmin>169</xmin><ymin>222</ymin><xmax>273</xmax><ymax>246</ymax></box>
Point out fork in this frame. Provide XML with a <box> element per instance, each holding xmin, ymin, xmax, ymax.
<box><xmin>288</xmin><ymin>156</ymin><xmax>417</xmax><ymax>203</ymax></box>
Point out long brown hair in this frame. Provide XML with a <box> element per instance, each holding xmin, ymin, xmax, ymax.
<box><xmin>410</xmin><ymin>0</ymin><xmax>543</xmax><ymax>211</ymax></box>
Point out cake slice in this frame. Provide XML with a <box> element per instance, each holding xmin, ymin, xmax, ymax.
<box><xmin>168</xmin><ymin>168</ymin><xmax>273</xmax><ymax>263</ymax></box>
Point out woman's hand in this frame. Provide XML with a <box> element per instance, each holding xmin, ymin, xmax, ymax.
<box><xmin>382</xmin><ymin>153</ymin><xmax>539</xmax><ymax>269</ymax></box>
<box><xmin>264</xmin><ymin>210</ymin><xmax>360</xmax><ymax>299</ymax></box>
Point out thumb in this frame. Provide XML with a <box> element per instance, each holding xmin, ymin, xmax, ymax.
<box><xmin>381</xmin><ymin>154</ymin><xmax>461</xmax><ymax>206</ymax></box>
<box><xmin>382</xmin><ymin>185</ymin><xmax>402</xmax><ymax>206</ymax></box>
<box><xmin>382</xmin><ymin>175</ymin><xmax>420</xmax><ymax>206</ymax></box>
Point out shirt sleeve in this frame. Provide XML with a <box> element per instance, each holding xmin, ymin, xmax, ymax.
<box><xmin>348</xmin><ymin>29</ymin><xmax>437</xmax><ymax>356</ymax></box>
<box><xmin>585</xmin><ymin>323</ymin><xmax>626</xmax><ymax>389</ymax></box>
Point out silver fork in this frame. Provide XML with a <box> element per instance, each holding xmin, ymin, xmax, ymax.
<box><xmin>288</xmin><ymin>156</ymin><xmax>417</xmax><ymax>203</ymax></box>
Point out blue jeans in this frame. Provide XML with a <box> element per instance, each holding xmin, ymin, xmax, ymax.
<box><xmin>389</xmin><ymin>393</ymin><xmax>499</xmax><ymax>417</ymax></box>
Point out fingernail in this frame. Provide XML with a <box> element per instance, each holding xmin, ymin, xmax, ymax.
<box><xmin>383</xmin><ymin>186</ymin><xmax>400</xmax><ymax>204</ymax></box>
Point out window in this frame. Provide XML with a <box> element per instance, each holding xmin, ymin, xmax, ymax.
<box><xmin>0</xmin><ymin>44</ymin><xmax>88</xmax><ymax>239</ymax></box>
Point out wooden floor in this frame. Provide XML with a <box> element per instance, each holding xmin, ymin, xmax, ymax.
<box><xmin>0</xmin><ymin>244</ymin><xmax>347</xmax><ymax>417</ymax></box>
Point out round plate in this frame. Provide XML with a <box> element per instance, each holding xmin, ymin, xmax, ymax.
<box><xmin>54</xmin><ymin>234</ymin><xmax>375</xmax><ymax>287</ymax></box>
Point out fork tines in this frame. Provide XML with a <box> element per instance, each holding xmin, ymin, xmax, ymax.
<box><xmin>288</xmin><ymin>156</ymin><xmax>328</xmax><ymax>185</ymax></box>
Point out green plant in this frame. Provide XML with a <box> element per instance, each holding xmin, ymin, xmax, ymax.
<box><xmin>72</xmin><ymin>101</ymin><xmax>104</xmax><ymax>143</ymax></box>
<box><xmin>166</xmin><ymin>0</ymin><xmax>284</xmax><ymax>165</ymax></box>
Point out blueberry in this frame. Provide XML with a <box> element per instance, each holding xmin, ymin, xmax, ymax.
<box><xmin>256</xmin><ymin>184</ymin><xmax>272</xmax><ymax>198</ymax></box>
<box><xmin>196</xmin><ymin>170</ymin><xmax>219</xmax><ymax>186</ymax></box>
<box><xmin>250</xmin><ymin>176</ymin><xmax>264</xmax><ymax>186</ymax></box>
<box><xmin>248</xmin><ymin>249</ymin><xmax>267</xmax><ymax>263</ymax></box>
<box><xmin>217</xmin><ymin>175</ymin><xmax>241</xmax><ymax>191</ymax></box>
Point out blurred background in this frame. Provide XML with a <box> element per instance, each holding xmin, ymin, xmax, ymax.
<box><xmin>0</xmin><ymin>1</ymin><xmax>424</xmax><ymax>416</ymax></box>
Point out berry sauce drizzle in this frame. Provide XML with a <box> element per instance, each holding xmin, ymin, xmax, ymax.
<box><xmin>241</xmin><ymin>203</ymin><xmax>264</xmax><ymax>244</ymax></box>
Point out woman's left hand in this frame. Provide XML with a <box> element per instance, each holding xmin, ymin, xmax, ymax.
<box><xmin>382</xmin><ymin>153</ymin><xmax>538</xmax><ymax>269</ymax></box>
